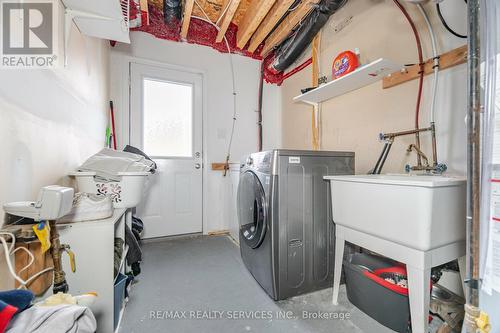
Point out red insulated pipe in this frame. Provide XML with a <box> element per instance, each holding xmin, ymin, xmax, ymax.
<box><xmin>280</xmin><ymin>57</ymin><xmax>313</xmax><ymax>83</ymax></box>
<box><xmin>392</xmin><ymin>0</ymin><xmax>425</xmax><ymax>166</ymax></box>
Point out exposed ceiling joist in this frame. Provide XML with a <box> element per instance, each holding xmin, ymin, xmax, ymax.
<box><xmin>215</xmin><ymin>0</ymin><xmax>242</xmax><ymax>43</ymax></box>
<box><xmin>216</xmin><ymin>0</ymin><xmax>231</xmax><ymax>23</ymax></box>
<box><xmin>261</xmin><ymin>0</ymin><xmax>320</xmax><ymax>56</ymax></box>
<box><xmin>236</xmin><ymin>0</ymin><xmax>277</xmax><ymax>49</ymax></box>
<box><xmin>247</xmin><ymin>0</ymin><xmax>296</xmax><ymax>53</ymax></box>
<box><xmin>180</xmin><ymin>0</ymin><xmax>195</xmax><ymax>39</ymax></box>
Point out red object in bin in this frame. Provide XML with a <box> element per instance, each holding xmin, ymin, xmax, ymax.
<box><xmin>332</xmin><ymin>50</ymin><xmax>359</xmax><ymax>79</ymax></box>
<box><xmin>363</xmin><ymin>266</ymin><xmax>433</xmax><ymax>297</ymax></box>
<box><xmin>363</xmin><ymin>266</ymin><xmax>409</xmax><ymax>296</ymax></box>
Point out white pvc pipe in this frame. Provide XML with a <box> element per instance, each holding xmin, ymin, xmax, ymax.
<box><xmin>417</xmin><ymin>4</ymin><xmax>439</xmax><ymax>124</ymax></box>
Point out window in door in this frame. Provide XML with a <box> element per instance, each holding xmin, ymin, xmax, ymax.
<box><xmin>142</xmin><ymin>78</ymin><xmax>193</xmax><ymax>157</ymax></box>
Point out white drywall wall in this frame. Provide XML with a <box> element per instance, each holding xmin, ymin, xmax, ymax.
<box><xmin>0</xmin><ymin>17</ymin><xmax>110</xmax><ymax>288</ymax></box>
<box><xmin>262</xmin><ymin>83</ymin><xmax>282</xmax><ymax>150</ymax></box>
<box><xmin>110</xmin><ymin>32</ymin><xmax>281</xmax><ymax>234</ymax></box>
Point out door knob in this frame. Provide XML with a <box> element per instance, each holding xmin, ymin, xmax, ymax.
<box><xmin>195</xmin><ymin>163</ymin><xmax>201</xmax><ymax>169</ymax></box>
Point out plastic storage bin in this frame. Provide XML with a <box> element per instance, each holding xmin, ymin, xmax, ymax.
<box><xmin>114</xmin><ymin>273</ymin><xmax>127</xmax><ymax>330</ymax></box>
<box><xmin>69</xmin><ymin>171</ymin><xmax>149</xmax><ymax>208</ymax></box>
<box><xmin>344</xmin><ymin>253</ymin><xmax>410</xmax><ymax>333</ymax></box>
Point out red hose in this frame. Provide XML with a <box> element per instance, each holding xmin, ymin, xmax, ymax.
<box><xmin>392</xmin><ymin>0</ymin><xmax>424</xmax><ymax>165</ymax></box>
<box><xmin>281</xmin><ymin>57</ymin><xmax>313</xmax><ymax>82</ymax></box>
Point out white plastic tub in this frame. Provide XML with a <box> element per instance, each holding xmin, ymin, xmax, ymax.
<box><xmin>324</xmin><ymin>174</ymin><xmax>466</xmax><ymax>251</ymax></box>
<box><xmin>69</xmin><ymin>171</ymin><xmax>149</xmax><ymax>208</ymax></box>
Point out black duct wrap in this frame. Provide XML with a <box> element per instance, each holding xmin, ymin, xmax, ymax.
<box><xmin>164</xmin><ymin>0</ymin><xmax>182</xmax><ymax>24</ymax></box>
<box><xmin>272</xmin><ymin>0</ymin><xmax>348</xmax><ymax>72</ymax></box>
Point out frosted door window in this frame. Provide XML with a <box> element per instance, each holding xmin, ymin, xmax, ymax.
<box><xmin>143</xmin><ymin>78</ymin><xmax>193</xmax><ymax>157</ymax></box>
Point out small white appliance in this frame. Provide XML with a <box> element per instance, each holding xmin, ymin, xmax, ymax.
<box><xmin>3</xmin><ymin>186</ymin><xmax>74</xmax><ymax>221</ymax></box>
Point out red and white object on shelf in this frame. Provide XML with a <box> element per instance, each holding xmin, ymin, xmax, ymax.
<box><xmin>332</xmin><ymin>49</ymin><xmax>360</xmax><ymax>80</ymax></box>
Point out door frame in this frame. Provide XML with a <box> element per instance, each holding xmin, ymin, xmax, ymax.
<box><xmin>118</xmin><ymin>55</ymin><xmax>208</xmax><ymax>235</ymax></box>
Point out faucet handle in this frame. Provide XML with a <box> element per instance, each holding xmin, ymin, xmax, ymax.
<box><xmin>434</xmin><ymin>163</ymin><xmax>448</xmax><ymax>174</ymax></box>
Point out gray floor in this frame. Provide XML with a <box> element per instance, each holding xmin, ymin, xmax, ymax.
<box><xmin>119</xmin><ymin>235</ymin><xmax>397</xmax><ymax>333</ymax></box>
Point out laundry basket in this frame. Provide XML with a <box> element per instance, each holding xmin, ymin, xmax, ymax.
<box><xmin>69</xmin><ymin>171</ymin><xmax>149</xmax><ymax>208</ymax></box>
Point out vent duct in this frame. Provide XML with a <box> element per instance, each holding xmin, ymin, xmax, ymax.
<box><xmin>271</xmin><ymin>0</ymin><xmax>348</xmax><ymax>72</ymax></box>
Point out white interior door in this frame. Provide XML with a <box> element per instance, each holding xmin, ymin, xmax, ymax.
<box><xmin>130</xmin><ymin>63</ymin><xmax>203</xmax><ymax>238</ymax></box>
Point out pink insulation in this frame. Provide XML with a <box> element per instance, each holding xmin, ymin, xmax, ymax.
<box><xmin>126</xmin><ymin>4</ymin><xmax>308</xmax><ymax>85</ymax></box>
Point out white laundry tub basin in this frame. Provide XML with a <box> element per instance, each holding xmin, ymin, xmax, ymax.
<box><xmin>69</xmin><ymin>171</ymin><xmax>149</xmax><ymax>208</ymax></box>
<box><xmin>324</xmin><ymin>174</ymin><xmax>466</xmax><ymax>251</ymax></box>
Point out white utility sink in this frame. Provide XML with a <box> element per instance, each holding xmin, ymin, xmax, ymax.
<box><xmin>324</xmin><ymin>174</ymin><xmax>466</xmax><ymax>251</ymax></box>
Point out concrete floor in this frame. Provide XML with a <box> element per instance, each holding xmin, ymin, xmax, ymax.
<box><xmin>119</xmin><ymin>235</ymin><xmax>398</xmax><ymax>333</ymax></box>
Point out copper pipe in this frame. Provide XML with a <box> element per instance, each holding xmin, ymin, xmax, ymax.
<box><xmin>49</xmin><ymin>220</ymin><xmax>68</xmax><ymax>294</ymax></box>
<box><xmin>407</xmin><ymin>144</ymin><xmax>429</xmax><ymax>167</ymax></box>
<box><xmin>430</xmin><ymin>122</ymin><xmax>438</xmax><ymax>167</ymax></box>
<box><xmin>381</xmin><ymin>126</ymin><xmax>432</xmax><ymax>140</ymax></box>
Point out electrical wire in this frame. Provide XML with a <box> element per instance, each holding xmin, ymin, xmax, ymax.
<box><xmin>0</xmin><ymin>231</ymin><xmax>54</xmax><ymax>289</ymax></box>
<box><xmin>287</xmin><ymin>0</ymin><xmax>302</xmax><ymax>12</ymax></box>
<box><xmin>436</xmin><ymin>1</ymin><xmax>467</xmax><ymax>39</ymax></box>
<box><xmin>392</xmin><ymin>0</ymin><xmax>424</xmax><ymax>166</ymax></box>
<box><xmin>257</xmin><ymin>63</ymin><xmax>264</xmax><ymax>152</ymax></box>
<box><xmin>194</xmin><ymin>0</ymin><xmax>212</xmax><ymax>24</ymax></box>
<box><xmin>193</xmin><ymin>1</ymin><xmax>237</xmax><ymax>169</ymax></box>
<box><xmin>417</xmin><ymin>4</ymin><xmax>439</xmax><ymax>125</ymax></box>
<box><xmin>216</xmin><ymin>0</ymin><xmax>232</xmax><ymax>26</ymax></box>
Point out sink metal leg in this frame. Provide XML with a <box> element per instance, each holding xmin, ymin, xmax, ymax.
<box><xmin>332</xmin><ymin>236</ymin><xmax>345</xmax><ymax>305</ymax></box>
<box><xmin>407</xmin><ymin>265</ymin><xmax>431</xmax><ymax>333</ymax></box>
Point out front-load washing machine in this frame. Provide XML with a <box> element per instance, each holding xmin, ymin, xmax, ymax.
<box><xmin>237</xmin><ymin>150</ymin><xmax>354</xmax><ymax>300</ymax></box>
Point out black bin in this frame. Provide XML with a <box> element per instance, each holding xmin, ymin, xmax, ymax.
<box><xmin>344</xmin><ymin>253</ymin><xmax>410</xmax><ymax>333</ymax></box>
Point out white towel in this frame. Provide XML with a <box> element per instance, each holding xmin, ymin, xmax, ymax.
<box><xmin>6</xmin><ymin>304</ymin><xmax>97</xmax><ymax>333</ymax></box>
<box><xmin>78</xmin><ymin>148</ymin><xmax>155</xmax><ymax>181</ymax></box>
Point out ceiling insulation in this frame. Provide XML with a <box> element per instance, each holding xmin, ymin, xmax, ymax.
<box><xmin>129</xmin><ymin>0</ymin><xmax>348</xmax><ymax>84</ymax></box>
<box><xmin>147</xmin><ymin>0</ymin><xmax>251</xmax><ymax>23</ymax></box>
<box><xmin>191</xmin><ymin>0</ymin><xmax>224</xmax><ymax>22</ymax></box>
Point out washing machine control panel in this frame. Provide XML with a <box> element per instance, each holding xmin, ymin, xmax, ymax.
<box><xmin>241</xmin><ymin>151</ymin><xmax>273</xmax><ymax>174</ymax></box>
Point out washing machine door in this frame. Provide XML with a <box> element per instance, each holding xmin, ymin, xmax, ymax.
<box><xmin>237</xmin><ymin>170</ymin><xmax>267</xmax><ymax>249</ymax></box>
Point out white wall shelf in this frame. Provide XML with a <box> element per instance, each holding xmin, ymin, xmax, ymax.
<box><xmin>293</xmin><ymin>58</ymin><xmax>403</xmax><ymax>104</ymax></box>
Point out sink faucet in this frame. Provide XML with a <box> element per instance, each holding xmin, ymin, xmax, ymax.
<box><xmin>405</xmin><ymin>144</ymin><xmax>447</xmax><ymax>174</ymax></box>
<box><xmin>407</xmin><ymin>144</ymin><xmax>430</xmax><ymax>167</ymax></box>
<box><xmin>379</xmin><ymin>124</ymin><xmax>447</xmax><ymax>175</ymax></box>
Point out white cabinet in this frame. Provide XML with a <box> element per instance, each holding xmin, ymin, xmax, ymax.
<box><xmin>56</xmin><ymin>208</ymin><xmax>130</xmax><ymax>333</ymax></box>
<box><xmin>62</xmin><ymin>0</ymin><xmax>130</xmax><ymax>44</ymax></box>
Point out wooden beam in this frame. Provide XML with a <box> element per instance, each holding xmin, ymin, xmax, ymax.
<box><xmin>180</xmin><ymin>0</ymin><xmax>195</xmax><ymax>39</ymax></box>
<box><xmin>211</xmin><ymin>163</ymin><xmax>229</xmax><ymax>171</ymax></box>
<box><xmin>247</xmin><ymin>0</ymin><xmax>296</xmax><ymax>53</ymax></box>
<box><xmin>216</xmin><ymin>0</ymin><xmax>231</xmax><ymax>23</ymax></box>
<box><xmin>383</xmin><ymin>45</ymin><xmax>467</xmax><ymax>89</ymax></box>
<box><xmin>236</xmin><ymin>0</ymin><xmax>277</xmax><ymax>49</ymax></box>
<box><xmin>215</xmin><ymin>0</ymin><xmax>241</xmax><ymax>43</ymax></box>
<box><xmin>260</xmin><ymin>0</ymin><xmax>320</xmax><ymax>56</ymax></box>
